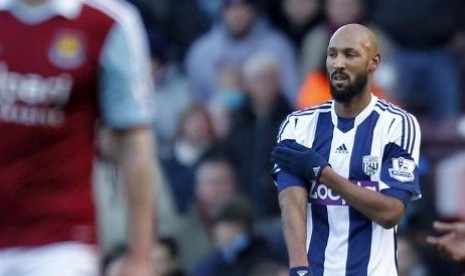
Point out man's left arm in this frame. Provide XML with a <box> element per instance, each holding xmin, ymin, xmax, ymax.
<box><xmin>113</xmin><ymin>128</ymin><xmax>157</xmax><ymax>274</ymax></box>
<box><xmin>319</xmin><ymin>168</ymin><xmax>407</xmax><ymax>229</ymax></box>
<box><xmin>97</xmin><ymin>3</ymin><xmax>157</xmax><ymax>274</ymax></box>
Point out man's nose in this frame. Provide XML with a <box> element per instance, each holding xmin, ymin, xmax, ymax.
<box><xmin>333</xmin><ymin>55</ymin><xmax>346</xmax><ymax>69</ymax></box>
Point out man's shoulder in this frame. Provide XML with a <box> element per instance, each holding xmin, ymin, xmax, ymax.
<box><xmin>80</xmin><ymin>0</ymin><xmax>142</xmax><ymax>26</ymax></box>
<box><xmin>290</xmin><ymin>100</ymin><xmax>333</xmax><ymax>118</ymax></box>
<box><xmin>375</xmin><ymin>99</ymin><xmax>417</xmax><ymax>120</ymax></box>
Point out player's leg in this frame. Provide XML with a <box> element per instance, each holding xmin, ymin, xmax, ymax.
<box><xmin>18</xmin><ymin>242</ymin><xmax>99</xmax><ymax>276</ymax></box>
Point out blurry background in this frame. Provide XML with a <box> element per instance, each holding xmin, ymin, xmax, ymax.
<box><xmin>96</xmin><ymin>0</ymin><xmax>465</xmax><ymax>275</ymax></box>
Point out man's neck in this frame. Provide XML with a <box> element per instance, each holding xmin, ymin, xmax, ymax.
<box><xmin>334</xmin><ymin>89</ymin><xmax>372</xmax><ymax>118</ymax></box>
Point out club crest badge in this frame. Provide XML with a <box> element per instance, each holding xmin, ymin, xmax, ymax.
<box><xmin>49</xmin><ymin>29</ymin><xmax>86</xmax><ymax>69</ymax></box>
<box><xmin>389</xmin><ymin>157</ymin><xmax>415</xmax><ymax>182</ymax></box>
<box><xmin>362</xmin><ymin>155</ymin><xmax>379</xmax><ymax>176</ymax></box>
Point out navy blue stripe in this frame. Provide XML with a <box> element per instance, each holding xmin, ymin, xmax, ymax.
<box><xmin>394</xmin><ymin>231</ymin><xmax>399</xmax><ymax>274</ymax></box>
<box><xmin>309</xmin><ymin>112</ymin><xmax>333</xmax><ymax>275</ymax></box>
<box><xmin>277</xmin><ymin>115</ymin><xmax>291</xmax><ymax>141</ymax></box>
<box><xmin>346</xmin><ymin>112</ymin><xmax>380</xmax><ymax>276</ymax></box>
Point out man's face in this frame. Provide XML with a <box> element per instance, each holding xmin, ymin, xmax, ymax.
<box><xmin>326</xmin><ymin>31</ymin><xmax>371</xmax><ymax>103</ymax></box>
<box><xmin>223</xmin><ymin>4</ymin><xmax>255</xmax><ymax>38</ymax></box>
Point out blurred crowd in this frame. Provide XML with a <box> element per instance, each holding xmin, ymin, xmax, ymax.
<box><xmin>95</xmin><ymin>0</ymin><xmax>465</xmax><ymax>275</ymax></box>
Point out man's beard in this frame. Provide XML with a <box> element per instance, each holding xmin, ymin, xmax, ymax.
<box><xmin>329</xmin><ymin>71</ymin><xmax>368</xmax><ymax>103</ymax></box>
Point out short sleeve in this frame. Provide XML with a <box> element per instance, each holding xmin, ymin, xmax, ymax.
<box><xmin>271</xmin><ymin>114</ymin><xmax>307</xmax><ymax>191</ymax></box>
<box><xmin>380</xmin><ymin>113</ymin><xmax>421</xmax><ymax>200</ymax></box>
<box><xmin>98</xmin><ymin>9</ymin><xmax>154</xmax><ymax>129</ymax></box>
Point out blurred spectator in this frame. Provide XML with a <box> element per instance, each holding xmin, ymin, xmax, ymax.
<box><xmin>370</xmin><ymin>0</ymin><xmax>464</xmax><ymax>120</ymax></box>
<box><xmin>174</xmin><ymin>157</ymin><xmax>239</xmax><ymax>272</ymax></box>
<box><xmin>154</xmin><ymin>237</ymin><xmax>185</xmax><ymax>276</ymax></box>
<box><xmin>434</xmin><ymin>151</ymin><xmax>465</xmax><ymax>221</ymax></box>
<box><xmin>193</xmin><ymin>197</ymin><xmax>282</xmax><ymax>276</ymax></box>
<box><xmin>185</xmin><ymin>0</ymin><xmax>299</xmax><ymax>105</ymax></box>
<box><xmin>162</xmin><ymin>0</ymin><xmax>217</xmax><ymax>62</ymax></box>
<box><xmin>227</xmin><ymin>53</ymin><xmax>292</xmax><ymax>218</ymax></box>
<box><xmin>104</xmin><ymin>237</ymin><xmax>185</xmax><ymax>276</ymax></box>
<box><xmin>270</xmin><ymin>0</ymin><xmax>324</xmax><ymax>51</ymax></box>
<box><xmin>397</xmin><ymin>232</ymin><xmax>427</xmax><ymax>276</ymax></box>
<box><xmin>94</xmin><ymin>128</ymin><xmax>179</xmax><ymax>254</ymax></box>
<box><xmin>148</xmin><ymin>30</ymin><xmax>193</xmax><ymax>158</ymax></box>
<box><xmin>208</xmin><ymin>66</ymin><xmax>247</xmax><ymax>140</ymax></box>
<box><xmin>161</xmin><ymin>104</ymin><xmax>222</xmax><ymax>214</ymax></box>
<box><xmin>300</xmin><ymin>0</ymin><xmax>393</xmax><ymax>78</ymax></box>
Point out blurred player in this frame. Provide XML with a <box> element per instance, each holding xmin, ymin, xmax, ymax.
<box><xmin>271</xmin><ymin>24</ymin><xmax>421</xmax><ymax>276</ymax></box>
<box><xmin>0</xmin><ymin>0</ymin><xmax>156</xmax><ymax>275</ymax></box>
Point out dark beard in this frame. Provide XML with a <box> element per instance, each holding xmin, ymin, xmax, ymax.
<box><xmin>329</xmin><ymin>72</ymin><xmax>368</xmax><ymax>103</ymax></box>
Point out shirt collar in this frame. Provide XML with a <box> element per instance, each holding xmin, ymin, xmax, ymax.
<box><xmin>0</xmin><ymin>0</ymin><xmax>83</xmax><ymax>23</ymax></box>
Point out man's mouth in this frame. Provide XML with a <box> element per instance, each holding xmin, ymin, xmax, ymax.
<box><xmin>331</xmin><ymin>73</ymin><xmax>349</xmax><ymax>85</ymax></box>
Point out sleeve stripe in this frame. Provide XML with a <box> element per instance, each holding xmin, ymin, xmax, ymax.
<box><xmin>277</xmin><ymin>114</ymin><xmax>291</xmax><ymax>142</ymax></box>
<box><xmin>377</xmin><ymin>101</ymin><xmax>413</xmax><ymax>153</ymax></box>
<box><xmin>407</xmin><ymin>114</ymin><xmax>416</xmax><ymax>155</ymax></box>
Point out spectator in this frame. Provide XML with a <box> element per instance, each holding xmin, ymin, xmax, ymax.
<box><xmin>185</xmin><ymin>0</ymin><xmax>299</xmax><ymax>105</ymax></box>
<box><xmin>0</xmin><ymin>0</ymin><xmax>157</xmax><ymax>275</ymax></box>
<box><xmin>94</xmin><ymin>128</ymin><xmax>179</xmax><ymax>254</ymax></box>
<box><xmin>148</xmin><ymin>30</ymin><xmax>193</xmax><ymax>158</ymax></box>
<box><xmin>397</xmin><ymin>232</ymin><xmax>427</xmax><ymax>276</ymax></box>
<box><xmin>370</xmin><ymin>0</ymin><xmax>464</xmax><ymax>120</ymax></box>
<box><xmin>104</xmin><ymin>237</ymin><xmax>185</xmax><ymax>276</ymax></box>
<box><xmin>208</xmin><ymin>66</ymin><xmax>247</xmax><ymax>140</ymax></box>
<box><xmin>227</xmin><ymin>53</ymin><xmax>293</xmax><ymax>218</ymax></box>
<box><xmin>300</xmin><ymin>0</ymin><xmax>392</xmax><ymax>78</ymax></box>
<box><xmin>270</xmin><ymin>0</ymin><xmax>324</xmax><ymax>52</ymax></box>
<box><xmin>161</xmin><ymin>104</ymin><xmax>221</xmax><ymax>214</ymax></box>
<box><xmin>193</xmin><ymin>197</ymin><xmax>282</xmax><ymax>276</ymax></box>
<box><xmin>154</xmin><ymin>237</ymin><xmax>186</xmax><ymax>276</ymax></box>
<box><xmin>174</xmin><ymin>157</ymin><xmax>239</xmax><ymax>272</ymax></box>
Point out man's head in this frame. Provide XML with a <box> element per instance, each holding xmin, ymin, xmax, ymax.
<box><xmin>194</xmin><ymin>158</ymin><xmax>237</xmax><ymax>215</ymax></box>
<box><xmin>212</xmin><ymin>197</ymin><xmax>255</xmax><ymax>249</ymax></box>
<box><xmin>222</xmin><ymin>0</ymin><xmax>257</xmax><ymax>38</ymax></box>
<box><xmin>326</xmin><ymin>24</ymin><xmax>380</xmax><ymax>103</ymax></box>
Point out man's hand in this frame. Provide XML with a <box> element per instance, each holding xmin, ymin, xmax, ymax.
<box><xmin>289</xmin><ymin>266</ymin><xmax>313</xmax><ymax>276</ymax></box>
<box><xmin>426</xmin><ymin>221</ymin><xmax>465</xmax><ymax>262</ymax></box>
<box><xmin>271</xmin><ymin>139</ymin><xmax>329</xmax><ymax>181</ymax></box>
<box><xmin>115</xmin><ymin>251</ymin><xmax>156</xmax><ymax>276</ymax></box>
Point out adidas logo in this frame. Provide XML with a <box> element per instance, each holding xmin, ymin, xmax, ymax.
<box><xmin>335</xmin><ymin>143</ymin><xmax>349</xmax><ymax>154</ymax></box>
<box><xmin>313</xmin><ymin>166</ymin><xmax>321</xmax><ymax>176</ymax></box>
<box><xmin>297</xmin><ymin>270</ymin><xmax>308</xmax><ymax>276</ymax></box>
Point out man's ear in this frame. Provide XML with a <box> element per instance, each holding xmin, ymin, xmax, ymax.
<box><xmin>369</xmin><ymin>53</ymin><xmax>381</xmax><ymax>72</ymax></box>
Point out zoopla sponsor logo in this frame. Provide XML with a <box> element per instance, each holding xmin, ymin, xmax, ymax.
<box><xmin>309</xmin><ymin>181</ymin><xmax>378</xmax><ymax>206</ymax></box>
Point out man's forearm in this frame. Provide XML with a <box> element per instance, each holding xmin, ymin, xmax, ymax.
<box><xmin>319</xmin><ymin>167</ymin><xmax>404</xmax><ymax>228</ymax></box>
<box><xmin>279</xmin><ymin>186</ymin><xmax>309</xmax><ymax>267</ymax></box>
<box><xmin>117</xmin><ymin>129</ymin><xmax>157</xmax><ymax>256</ymax></box>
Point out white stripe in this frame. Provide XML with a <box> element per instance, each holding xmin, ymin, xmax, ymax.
<box><xmin>367</xmin><ymin>225</ymin><xmax>397</xmax><ymax>275</ymax></box>
<box><xmin>323</xmin><ymin>207</ymin><xmax>349</xmax><ymax>276</ymax></box>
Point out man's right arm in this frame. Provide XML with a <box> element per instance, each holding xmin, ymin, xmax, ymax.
<box><xmin>279</xmin><ymin>186</ymin><xmax>309</xmax><ymax>267</ymax></box>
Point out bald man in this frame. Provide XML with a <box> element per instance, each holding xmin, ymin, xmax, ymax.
<box><xmin>271</xmin><ymin>24</ymin><xmax>421</xmax><ymax>276</ymax></box>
